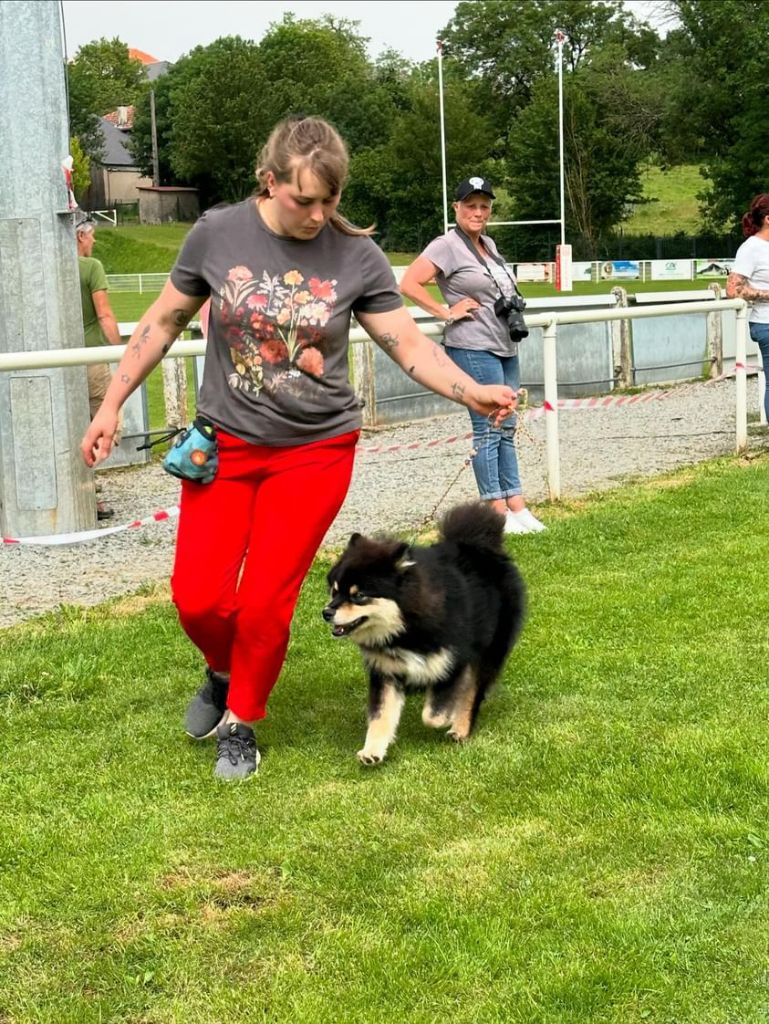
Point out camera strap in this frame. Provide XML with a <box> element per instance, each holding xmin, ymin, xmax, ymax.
<box><xmin>452</xmin><ymin>226</ymin><xmax>523</xmax><ymax>302</ymax></box>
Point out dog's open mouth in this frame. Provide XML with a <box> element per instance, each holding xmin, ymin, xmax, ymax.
<box><xmin>331</xmin><ymin>617</ymin><xmax>366</xmax><ymax>638</ymax></box>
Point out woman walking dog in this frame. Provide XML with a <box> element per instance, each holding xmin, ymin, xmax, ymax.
<box><xmin>81</xmin><ymin>117</ymin><xmax>516</xmax><ymax>781</ymax></box>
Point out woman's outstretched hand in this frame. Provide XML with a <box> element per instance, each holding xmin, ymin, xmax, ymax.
<box><xmin>468</xmin><ymin>385</ymin><xmax>517</xmax><ymax>426</ymax></box>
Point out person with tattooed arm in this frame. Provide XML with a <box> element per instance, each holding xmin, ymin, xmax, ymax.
<box><xmin>727</xmin><ymin>193</ymin><xmax>769</xmax><ymax>422</ymax></box>
<box><xmin>80</xmin><ymin>116</ymin><xmax>515</xmax><ymax>781</ymax></box>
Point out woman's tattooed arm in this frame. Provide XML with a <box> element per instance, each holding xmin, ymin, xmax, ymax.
<box><xmin>726</xmin><ymin>272</ymin><xmax>769</xmax><ymax>303</ymax></box>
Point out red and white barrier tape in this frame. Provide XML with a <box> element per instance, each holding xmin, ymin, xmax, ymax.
<box><xmin>2</xmin><ymin>506</ymin><xmax>179</xmax><ymax>547</ymax></box>
<box><xmin>3</xmin><ymin>367</ymin><xmax>761</xmax><ymax>546</ymax></box>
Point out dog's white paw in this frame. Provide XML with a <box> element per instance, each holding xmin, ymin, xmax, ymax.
<box><xmin>357</xmin><ymin>748</ymin><xmax>385</xmax><ymax>766</ymax></box>
<box><xmin>446</xmin><ymin>728</ymin><xmax>469</xmax><ymax>744</ymax></box>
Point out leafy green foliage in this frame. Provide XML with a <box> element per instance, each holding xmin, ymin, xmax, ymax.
<box><xmin>663</xmin><ymin>1</ymin><xmax>769</xmax><ymax>229</ymax></box>
<box><xmin>69</xmin><ymin>136</ymin><xmax>90</xmax><ymax>202</ymax></box>
<box><xmin>67</xmin><ymin>38</ymin><xmax>146</xmax><ymax>158</ymax></box>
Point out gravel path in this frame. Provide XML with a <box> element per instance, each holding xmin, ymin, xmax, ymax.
<box><xmin>2</xmin><ymin>377</ymin><xmax>764</xmax><ymax>629</ymax></box>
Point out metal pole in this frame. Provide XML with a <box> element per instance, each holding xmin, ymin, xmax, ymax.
<box><xmin>0</xmin><ymin>0</ymin><xmax>95</xmax><ymax>538</ymax></box>
<box><xmin>555</xmin><ymin>30</ymin><xmax>566</xmax><ymax>247</ymax></box>
<box><xmin>735</xmin><ymin>302</ymin><xmax>748</xmax><ymax>451</ymax></box>
<box><xmin>437</xmin><ymin>40</ymin><xmax>449</xmax><ymax>235</ymax></box>
<box><xmin>542</xmin><ymin>319</ymin><xmax>561</xmax><ymax>500</ymax></box>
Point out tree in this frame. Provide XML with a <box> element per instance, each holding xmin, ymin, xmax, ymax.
<box><xmin>67</xmin><ymin>38</ymin><xmax>146</xmax><ymax>157</ymax></box>
<box><xmin>440</xmin><ymin>0</ymin><xmax>649</xmax><ymax>120</ymax></box>
<box><xmin>507</xmin><ymin>51</ymin><xmax>657</xmax><ymax>257</ymax></box>
<box><xmin>69</xmin><ymin>137</ymin><xmax>91</xmax><ymax>203</ymax></box>
<box><xmin>662</xmin><ymin>0</ymin><xmax>769</xmax><ymax>230</ymax></box>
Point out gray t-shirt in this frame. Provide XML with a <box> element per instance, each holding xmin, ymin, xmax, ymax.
<box><xmin>170</xmin><ymin>199</ymin><xmax>402</xmax><ymax>445</ymax></box>
<box><xmin>421</xmin><ymin>230</ymin><xmax>520</xmax><ymax>356</ymax></box>
<box><xmin>733</xmin><ymin>235</ymin><xmax>769</xmax><ymax>324</ymax></box>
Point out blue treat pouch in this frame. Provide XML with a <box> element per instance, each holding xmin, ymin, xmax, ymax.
<box><xmin>162</xmin><ymin>417</ymin><xmax>218</xmax><ymax>484</ymax></box>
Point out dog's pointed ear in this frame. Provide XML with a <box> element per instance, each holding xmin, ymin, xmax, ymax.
<box><xmin>348</xmin><ymin>532</ymin><xmax>362</xmax><ymax>546</ymax></box>
<box><xmin>393</xmin><ymin>542</ymin><xmax>416</xmax><ymax>572</ymax></box>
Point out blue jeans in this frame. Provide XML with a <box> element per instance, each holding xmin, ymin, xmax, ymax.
<box><xmin>446</xmin><ymin>347</ymin><xmax>522</xmax><ymax>501</ymax></box>
<box><xmin>750</xmin><ymin>323</ymin><xmax>769</xmax><ymax>423</ymax></box>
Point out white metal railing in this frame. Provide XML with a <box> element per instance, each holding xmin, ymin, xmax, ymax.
<box><xmin>106</xmin><ymin>273</ymin><xmax>170</xmax><ymax>293</ymax></box>
<box><xmin>0</xmin><ymin>298</ymin><xmax>750</xmax><ymax>502</ymax></box>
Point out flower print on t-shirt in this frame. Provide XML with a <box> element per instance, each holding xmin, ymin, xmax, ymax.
<box><xmin>215</xmin><ymin>265</ymin><xmax>338</xmax><ymax>397</ymax></box>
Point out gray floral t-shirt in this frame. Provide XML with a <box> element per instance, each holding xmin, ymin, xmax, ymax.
<box><xmin>170</xmin><ymin>200</ymin><xmax>402</xmax><ymax>446</ymax></box>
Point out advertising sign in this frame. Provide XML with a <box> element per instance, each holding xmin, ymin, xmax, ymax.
<box><xmin>649</xmin><ymin>259</ymin><xmax>692</xmax><ymax>281</ymax></box>
<box><xmin>571</xmin><ymin>261</ymin><xmax>594</xmax><ymax>282</ymax></box>
<box><xmin>599</xmin><ymin>260</ymin><xmax>641</xmax><ymax>280</ymax></box>
<box><xmin>514</xmin><ymin>262</ymin><xmax>553</xmax><ymax>283</ymax></box>
<box><xmin>694</xmin><ymin>259</ymin><xmax>733</xmax><ymax>278</ymax></box>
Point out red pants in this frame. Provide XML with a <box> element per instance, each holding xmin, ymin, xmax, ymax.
<box><xmin>171</xmin><ymin>429</ymin><xmax>358</xmax><ymax>721</ymax></box>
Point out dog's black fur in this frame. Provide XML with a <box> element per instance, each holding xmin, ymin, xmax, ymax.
<box><xmin>323</xmin><ymin>502</ymin><xmax>526</xmax><ymax>764</ymax></box>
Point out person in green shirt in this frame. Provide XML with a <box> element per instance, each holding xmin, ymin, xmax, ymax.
<box><xmin>77</xmin><ymin>218</ymin><xmax>122</xmax><ymax>519</ymax></box>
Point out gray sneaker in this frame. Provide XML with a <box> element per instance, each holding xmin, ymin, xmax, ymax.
<box><xmin>184</xmin><ymin>668</ymin><xmax>229</xmax><ymax>739</ymax></box>
<box><xmin>214</xmin><ymin>722</ymin><xmax>260</xmax><ymax>780</ymax></box>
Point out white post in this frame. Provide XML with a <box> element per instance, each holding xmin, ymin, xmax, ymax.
<box><xmin>542</xmin><ymin>319</ymin><xmax>561</xmax><ymax>500</ymax></box>
<box><xmin>735</xmin><ymin>302</ymin><xmax>748</xmax><ymax>451</ymax></box>
<box><xmin>759</xmin><ymin>369</ymin><xmax>767</xmax><ymax>426</ymax></box>
<box><xmin>555</xmin><ymin>30</ymin><xmax>566</xmax><ymax>248</ymax></box>
<box><xmin>437</xmin><ymin>40</ymin><xmax>449</xmax><ymax>235</ymax></box>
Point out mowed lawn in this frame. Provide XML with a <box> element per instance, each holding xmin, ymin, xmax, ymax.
<box><xmin>2</xmin><ymin>454</ymin><xmax>769</xmax><ymax>1022</ymax></box>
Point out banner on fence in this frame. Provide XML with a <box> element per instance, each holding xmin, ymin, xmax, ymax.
<box><xmin>571</xmin><ymin>261</ymin><xmax>594</xmax><ymax>283</ymax></box>
<box><xmin>599</xmin><ymin>260</ymin><xmax>641</xmax><ymax>281</ymax></box>
<box><xmin>694</xmin><ymin>258</ymin><xmax>733</xmax><ymax>278</ymax></box>
<box><xmin>649</xmin><ymin>259</ymin><xmax>692</xmax><ymax>281</ymax></box>
<box><xmin>515</xmin><ymin>262</ymin><xmax>554</xmax><ymax>283</ymax></box>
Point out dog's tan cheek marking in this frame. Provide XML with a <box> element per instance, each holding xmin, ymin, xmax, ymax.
<box><xmin>359</xmin><ymin>683</ymin><xmax>405</xmax><ymax>763</ymax></box>
<box><xmin>354</xmin><ymin>598</ymin><xmax>404</xmax><ymax>643</ymax></box>
<box><xmin>448</xmin><ymin>667</ymin><xmax>477</xmax><ymax>742</ymax></box>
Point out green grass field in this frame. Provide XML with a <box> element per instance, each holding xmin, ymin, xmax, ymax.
<box><xmin>2</xmin><ymin>454</ymin><xmax>769</xmax><ymax>1021</ymax></box>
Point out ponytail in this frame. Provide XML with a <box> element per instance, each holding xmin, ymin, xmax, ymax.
<box><xmin>741</xmin><ymin>193</ymin><xmax>769</xmax><ymax>238</ymax></box>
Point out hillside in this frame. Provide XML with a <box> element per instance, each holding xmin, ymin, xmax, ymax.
<box><xmin>622</xmin><ymin>164</ymin><xmax>704</xmax><ymax>236</ymax></box>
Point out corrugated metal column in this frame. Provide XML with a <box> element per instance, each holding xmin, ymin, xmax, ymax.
<box><xmin>0</xmin><ymin>0</ymin><xmax>95</xmax><ymax>539</ymax></box>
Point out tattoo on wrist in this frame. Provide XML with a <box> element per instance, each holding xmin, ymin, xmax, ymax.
<box><xmin>451</xmin><ymin>382</ymin><xmax>466</xmax><ymax>400</ymax></box>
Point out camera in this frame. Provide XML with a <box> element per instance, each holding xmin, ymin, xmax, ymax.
<box><xmin>494</xmin><ymin>292</ymin><xmax>529</xmax><ymax>342</ymax></box>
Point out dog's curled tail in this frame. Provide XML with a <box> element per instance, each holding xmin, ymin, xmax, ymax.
<box><xmin>439</xmin><ymin>502</ymin><xmax>505</xmax><ymax>552</ymax></box>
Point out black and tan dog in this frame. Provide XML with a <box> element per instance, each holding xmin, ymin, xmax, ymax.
<box><xmin>323</xmin><ymin>503</ymin><xmax>526</xmax><ymax>764</ymax></box>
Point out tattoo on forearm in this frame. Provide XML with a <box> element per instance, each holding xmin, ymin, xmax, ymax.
<box><xmin>131</xmin><ymin>324</ymin><xmax>152</xmax><ymax>357</ymax></box>
<box><xmin>378</xmin><ymin>331</ymin><xmax>399</xmax><ymax>352</ymax></box>
<box><xmin>430</xmin><ymin>342</ymin><xmax>450</xmax><ymax>366</ymax></box>
<box><xmin>172</xmin><ymin>309</ymin><xmax>192</xmax><ymax>328</ymax></box>
<box><xmin>407</xmin><ymin>364</ymin><xmax>416</xmax><ymax>376</ymax></box>
<box><xmin>120</xmin><ymin>373</ymin><xmax>132</xmax><ymax>385</ymax></box>
<box><xmin>450</xmin><ymin>382</ymin><xmax>466</xmax><ymax>401</ymax></box>
<box><xmin>161</xmin><ymin>343</ymin><xmax>170</xmax><ymax>355</ymax></box>
<box><xmin>727</xmin><ymin>273</ymin><xmax>769</xmax><ymax>303</ymax></box>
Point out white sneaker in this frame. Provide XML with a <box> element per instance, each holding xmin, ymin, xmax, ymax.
<box><xmin>503</xmin><ymin>510</ymin><xmax>531</xmax><ymax>535</ymax></box>
<box><xmin>508</xmin><ymin>508</ymin><xmax>547</xmax><ymax>533</ymax></box>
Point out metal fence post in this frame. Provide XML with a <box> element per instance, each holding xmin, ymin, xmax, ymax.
<box><xmin>735</xmin><ymin>302</ymin><xmax>748</xmax><ymax>451</ymax></box>
<box><xmin>162</xmin><ymin>356</ymin><xmax>188</xmax><ymax>429</ymax></box>
<box><xmin>542</xmin><ymin>318</ymin><xmax>561</xmax><ymax>500</ymax></box>
<box><xmin>706</xmin><ymin>282</ymin><xmax>723</xmax><ymax>379</ymax></box>
<box><xmin>611</xmin><ymin>286</ymin><xmax>633</xmax><ymax>389</ymax></box>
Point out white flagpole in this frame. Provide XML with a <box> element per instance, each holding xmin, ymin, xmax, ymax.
<box><xmin>555</xmin><ymin>29</ymin><xmax>566</xmax><ymax>247</ymax></box>
<box><xmin>437</xmin><ymin>39</ymin><xmax>449</xmax><ymax>235</ymax></box>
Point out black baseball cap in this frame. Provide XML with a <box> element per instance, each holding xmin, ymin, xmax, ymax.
<box><xmin>455</xmin><ymin>176</ymin><xmax>496</xmax><ymax>201</ymax></box>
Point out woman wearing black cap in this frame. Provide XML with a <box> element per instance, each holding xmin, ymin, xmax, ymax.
<box><xmin>400</xmin><ymin>177</ymin><xmax>545</xmax><ymax>534</ymax></box>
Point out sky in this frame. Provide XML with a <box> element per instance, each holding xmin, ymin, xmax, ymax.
<box><xmin>60</xmin><ymin>0</ymin><xmax>672</xmax><ymax>65</ymax></box>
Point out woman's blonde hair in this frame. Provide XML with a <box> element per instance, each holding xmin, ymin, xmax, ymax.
<box><xmin>256</xmin><ymin>116</ymin><xmax>373</xmax><ymax>237</ymax></box>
